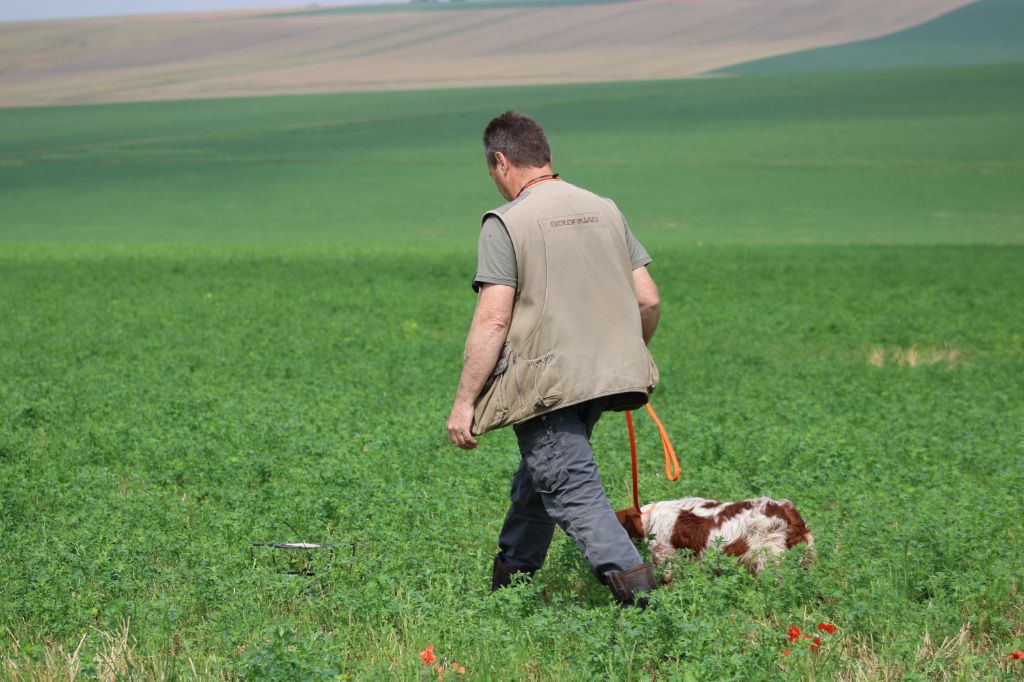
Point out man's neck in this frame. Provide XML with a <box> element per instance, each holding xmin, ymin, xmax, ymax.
<box><xmin>507</xmin><ymin>165</ymin><xmax>556</xmax><ymax>199</ymax></box>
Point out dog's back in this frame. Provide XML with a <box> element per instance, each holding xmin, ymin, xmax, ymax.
<box><xmin>616</xmin><ymin>496</ymin><xmax>813</xmax><ymax>575</ymax></box>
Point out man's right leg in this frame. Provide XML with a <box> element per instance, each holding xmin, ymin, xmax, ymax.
<box><xmin>492</xmin><ymin>456</ymin><xmax>556</xmax><ymax>590</ymax></box>
<box><xmin>512</xmin><ymin>404</ymin><xmax>655</xmax><ymax>606</ymax></box>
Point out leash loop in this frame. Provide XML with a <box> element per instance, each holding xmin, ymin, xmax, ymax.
<box><xmin>645</xmin><ymin>403</ymin><xmax>680</xmax><ymax>482</ymax></box>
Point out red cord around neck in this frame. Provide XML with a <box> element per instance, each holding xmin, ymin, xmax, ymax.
<box><xmin>514</xmin><ymin>173</ymin><xmax>559</xmax><ymax>199</ymax></box>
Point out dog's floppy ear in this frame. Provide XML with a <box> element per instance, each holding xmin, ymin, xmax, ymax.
<box><xmin>779</xmin><ymin>503</ymin><xmax>812</xmax><ymax>549</ymax></box>
<box><xmin>615</xmin><ymin>508</ymin><xmax>645</xmax><ymax>539</ymax></box>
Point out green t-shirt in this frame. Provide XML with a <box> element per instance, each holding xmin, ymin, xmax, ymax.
<box><xmin>473</xmin><ymin>214</ymin><xmax>652</xmax><ymax>292</ymax></box>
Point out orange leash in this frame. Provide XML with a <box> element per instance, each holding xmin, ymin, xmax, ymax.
<box><xmin>626</xmin><ymin>410</ymin><xmax>640</xmax><ymax>512</ymax></box>
<box><xmin>627</xmin><ymin>403</ymin><xmax>680</xmax><ymax>513</ymax></box>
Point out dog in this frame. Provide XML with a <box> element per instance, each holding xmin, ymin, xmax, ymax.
<box><xmin>616</xmin><ymin>497</ymin><xmax>814</xmax><ymax>579</ymax></box>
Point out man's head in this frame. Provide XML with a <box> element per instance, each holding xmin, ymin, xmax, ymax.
<box><xmin>483</xmin><ymin>111</ymin><xmax>553</xmax><ymax>200</ymax></box>
<box><xmin>483</xmin><ymin>111</ymin><xmax>551</xmax><ymax>169</ymax></box>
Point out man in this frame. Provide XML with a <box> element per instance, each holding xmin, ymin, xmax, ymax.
<box><xmin>446</xmin><ymin>111</ymin><xmax>662</xmax><ymax>607</ymax></box>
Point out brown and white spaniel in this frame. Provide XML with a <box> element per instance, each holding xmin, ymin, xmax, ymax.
<box><xmin>616</xmin><ymin>497</ymin><xmax>814</xmax><ymax>579</ymax></box>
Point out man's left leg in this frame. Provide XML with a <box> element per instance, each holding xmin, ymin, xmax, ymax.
<box><xmin>492</xmin><ymin>456</ymin><xmax>557</xmax><ymax>590</ymax></box>
<box><xmin>517</xmin><ymin>399</ymin><xmax>656</xmax><ymax>605</ymax></box>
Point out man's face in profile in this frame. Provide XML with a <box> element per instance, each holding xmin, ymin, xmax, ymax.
<box><xmin>486</xmin><ymin>158</ymin><xmax>511</xmax><ymax>200</ymax></box>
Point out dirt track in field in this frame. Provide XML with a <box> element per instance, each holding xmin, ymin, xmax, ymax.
<box><xmin>0</xmin><ymin>0</ymin><xmax>973</xmax><ymax>107</ymax></box>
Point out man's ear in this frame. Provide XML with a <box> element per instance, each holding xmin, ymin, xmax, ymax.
<box><xmin>493</xmin><ymin>151</ymin><xmax>510</xmax><ymax>175</ymax></box>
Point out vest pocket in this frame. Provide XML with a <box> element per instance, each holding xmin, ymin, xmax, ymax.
<box><xmin>492</xmin><ymin>352</ymin><xmax>515</xmax><ymax>423</ymax></box>
<box><xmin>473</xmin><ymin>350</ymin><xmax>514</xmax><ymax>433</ymax></box>
<box><xmin>528</xmin><ymin>353</ymin><xmax>561</xmax><ymax>409</ymax></box>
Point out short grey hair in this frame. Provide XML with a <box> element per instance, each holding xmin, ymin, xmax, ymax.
<box><xmin>483</xmin><ymin>111</ymin><xmax>552</xmax><ymax>168</ymax></box>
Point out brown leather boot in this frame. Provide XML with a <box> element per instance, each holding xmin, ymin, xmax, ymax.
<box><xmin>491</xmin><ymin>556</ymin><xmax>536</xmax><ymax>591</ymax></box>
<box><xmin>607</xmin><ymin>563</ymin><xmax>656</xmax><ymax>608</ymax></box>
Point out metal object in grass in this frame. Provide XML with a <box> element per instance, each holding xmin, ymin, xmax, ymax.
<box><xmin>250</xmin><ymin>541</ymin><xmax>351</xmax><ymax>577</ymax></box>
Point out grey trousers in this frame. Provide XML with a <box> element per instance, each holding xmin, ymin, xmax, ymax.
<box><xmin>496</xmin><ymin>397</ymin><xmax>644</xmax><ymax>581</ymax></box>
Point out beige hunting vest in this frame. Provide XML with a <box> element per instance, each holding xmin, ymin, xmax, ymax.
<box><xmin>471</xmin><ymin>179</ymin><xmax>658</xmax><ymax>435</ymax></box>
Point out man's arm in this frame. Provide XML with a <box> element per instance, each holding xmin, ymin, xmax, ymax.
<box><xmin>447</xmin><ymin>283</ymin><xmax>516</xmax><ymax>449</ymax></box>
<box><xmin>633</xmin><ymin>265</ymin><xmax>660</xmax><ymax>345</ymax></box>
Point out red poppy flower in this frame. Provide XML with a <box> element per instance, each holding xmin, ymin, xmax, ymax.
<box><xmin>787</xmin><ymin>626</ymin><xmax>801</xmax><ymax>643</ymax></box>
<box><xmin>783</xmin><ymin>648</ymin><xmax>791</xmax><ymax>657</ymax></box>
<box><xmin>1010</xmin><ymin>651</ymin><xmax>1024</xmax><ymax>660</ymax></box>
<box><xmin>809</xmin><ymin>637</ymin><xmax>822</xmax><ymax>652</ymax></box>
<box><xmin>818</xmin><ymin>623</ymin><xmax>838</xmax><ymax>634</ymax></box>
<box><xmin>419</xmin><ymin>645</ymin><xmax>436</xmax><ymax>666</ymax></box>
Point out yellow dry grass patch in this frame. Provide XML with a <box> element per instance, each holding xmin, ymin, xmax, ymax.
<box><xmin>2</xmin><ymin>619</ymin><xmax>223</xmax><ymax>682</ymax></box>
<box><xmin>0</xmin><ymin>0</ymin><xmax>974</xmax><ymax>107</ymax></box>
<box><xmin>840</xmin><ymin>622</ymin><xmax>1024</xmax><ymax>682</ymax></box>
<box><xmin>868</xmin><ymin>345</ymin><xmax>964</xmax><ymax>368</ymax></box>
<box><xmin>778</xmin><ymin>621</ymin><xmax>1020</xmax><ymax>681</ymax></box>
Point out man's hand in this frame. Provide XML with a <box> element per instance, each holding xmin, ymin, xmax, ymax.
<box><xmin>446</xmin><ymin>400</ymin><xmax>478</xmax><ymax>450</ymax></box>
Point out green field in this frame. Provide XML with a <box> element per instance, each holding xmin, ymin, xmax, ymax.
<box><xmin>2</xmin><ymin>61</ymin><xmax>1023</xmax><ymax>679</ymax></box>
<box><xmin>2</xmin><ymin>65</ymin><xmax>1022</xmax><ymax>246</ymax></box>
<box><xmin>725</xmin><ymin>0</ymin><xmax>1024</xmax><ymax>75</ymax></box>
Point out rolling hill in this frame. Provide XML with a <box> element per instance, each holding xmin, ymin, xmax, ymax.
<box><xmin>723</xmin><ymin>0</ymin><xmax>1024</xmax><ymax>74</ymax></box>
<box><xmin>0</xmin><ymin>0</ymin><xmax>972</xmax><ymax>107</ymax></box>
